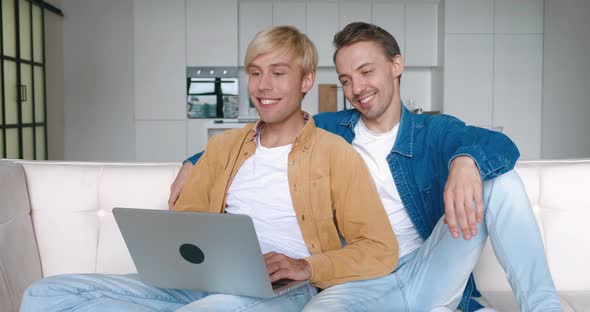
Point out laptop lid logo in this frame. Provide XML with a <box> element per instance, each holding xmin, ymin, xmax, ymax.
<box><xmin>179</xmin><ymin>243</ymin><xmax>205</xmax><ymax>264</ymax></box>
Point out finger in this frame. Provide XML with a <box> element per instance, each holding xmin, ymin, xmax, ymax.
<box><xmin>263</xmin><ymin>252</ymin><xmax>280</xmax><ymax>262</ymax></box>
<box><xmin>474</xmin><ymin>188</ymin><xmax>485</xmax><ymax>224</ymax></box>
<box><xmin>454</xmin><ymin>193</ymin><xmax>471</xmax><ymax>240</ymax></box>
<box><xmin>266</xmin><ymin>261</ymin><xmax>281</xmax><ymax>275</ymax></box>
<box><xmin>168</xmin><ymin>189</ymin><xmax>180</xmax><ymax>210</ymax></box>
<box><xmin>269</xmin><ymin>269</ymin><xmax>291</xmax><ymax>283</ymax></box>
<box><xmin>444</xmin><ymin>192</ymin><xmax>459</xmax><ymax>239</ymax></box>
<box><xmin>465</xmin><ymin>195</ymin><xmax>478</xmax><ymax>237</ymax></box>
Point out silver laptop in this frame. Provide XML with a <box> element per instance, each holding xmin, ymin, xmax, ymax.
<box><xmin>112</xmin><ymin>207</ymin><xmax>309</xmax><ymax>298</ymax></box>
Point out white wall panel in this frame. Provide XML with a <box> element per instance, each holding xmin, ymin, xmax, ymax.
<box><xmin>372</xmin><ymin>2</ymin><xmax>405</xmax><ymax>55</ymax></box>
<box><xmin>273</xmin><ymin>2</ymin><xmax>306</xmax><ymax>32</ymax></box>
<box><xmin>444</xmin><ymin>34</ymin><xmax>494</xmax><ymax>126</ymax></box>
<box><xmin>495</xmin><ymin>0</ymin><xmax>543</xmax><ymax>34</ymax></box>
<box><xmin>306</xmin><ymin>1</ymin><xmax>339</xmax><ymax>66</ymax></box>
<box><xmin>238</xmin><ymin>1</ymin><xmax>272</xmax><ymax>66</ymax></box>
<box><xmin>136</xmin><ymin>121</ymin><xmax>187</xmax><ymax>162</ymax></box>
<box><xmin>186</xmin><ymin>0</ymin><xmax>238</xmax><ymax>66</ymax></box>
<box><xmin>134</xmin><ymin>0</ymin><xmax>186</xmax><ymax>120</ymax></box>
<box><xmin>445</xmin><ymin>0</ymin><xmax>493</xmax><ymax>34</ymax></box>
<box><xmin>494</xmin><ymin>35</ymin><xmax>543</xmax><ymax>160</ymax></box>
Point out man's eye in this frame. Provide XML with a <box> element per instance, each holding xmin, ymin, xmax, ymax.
<box><xmin>341</xmin><ymin>80</ymin><xmax>349</xmax><ymax>86</ymax></box>
<box><xmin>250</xmin><ymin>72</ymin><xmax>261</xmax><ymax>76</ymax></box>
<box><xmin>273</xmin><ymin>72</ymin><xmax>285</xmax><ymax>76</ymax></box>
<box><xmin>362</xmin><ymin>70</ymin><xmax>372</xmax><ymax>75</ymax></box>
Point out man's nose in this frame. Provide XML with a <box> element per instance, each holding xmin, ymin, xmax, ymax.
<box><xmin>258</xmin><ymin>73</ymin><xmax>272</xmax><ymax>91</ymax></box>
<box><xmin>352</xmin><ymin>78</ymin><xmax>364</xmax><ymax>96</ymax></box>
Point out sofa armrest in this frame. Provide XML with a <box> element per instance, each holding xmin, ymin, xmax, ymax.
<box><xmin>0</xmin><ymin>161</ymin><xmax>42</xmax><ymax>312</ymax></box>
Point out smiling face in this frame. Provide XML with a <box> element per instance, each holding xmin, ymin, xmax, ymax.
<box><xmin>335</xmin><ymin>40</ymin><xmax>403</xmax><ymax>131</ymax></box>
<box><xmin>247</xmin><ymin>49</ymin><xmax>314</xmax><ymax>126</ymax></box>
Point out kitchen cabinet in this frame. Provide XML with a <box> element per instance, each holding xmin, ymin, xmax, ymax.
<box><xmin>136</xmin><ymin>120</ymin><xmax>187</xmax><ymax>161</ymax></box>
<box><xmin>339</xmin><ymin>0</ymin><xmax>371</xmax><ymax>28</ymax></box>
<box><xmin>186</xmin><ymin>0</ymin><xmax>238</xmax><ymax>66</ymax></box>
<box><xmin>238</xmin><ymin>1</ymin><xmax>273</xmax><ymax>66</ymax></box>
<box><xmin>372</xmin><ymin>1</ymin><xmax>405</xmax><ymax>56</ymax></box>
<box><xmin>186</xmin><ymin>119</ymin><xmax>209</xmax><ymax>157</ymax></box>
<box><xmin>444</xmin><ymin>34</ymin><xmax>494</xmax><ymax>126</ymax></box>
<box><xmin>273</xmin><ymin>1</ymin><xmax>306</xmax><ymax>32</ymax></box>
<box><xmin>494</xmin><ymin>0</ymin><xmax>543</xmax><ymax>34</ymax></box>
<box><xmin>237</xmin><ymin>0</ymin><xmax>439</xmax><ymax>68</ymax></box>
<box><xmin>493</xmin><ymin>35</ymin><xmax>543</xmax><ymax>160</ymax></box>
<box><xmin>306</xmin><ymin>0</ymin><xmax>339</xmax><ymax>67</ymax></box>
<box><xmin>445</xmin><ymin>0</ymin><xmax>494</xmax><ymax>34</ymax></box>
<box><xmin>133</xmin><ymin>0</ymin><xmax>186</xmax><ymax>120</ymax></box>
<box><xmin>405</xmin><ymin>3</ymin><xmax>438</xmax><ymax>66</ymax></box>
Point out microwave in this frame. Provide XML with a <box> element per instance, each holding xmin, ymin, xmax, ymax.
<box><xmin>186</xmin><ymin>67</ymin><xmax>239</xmax><ymax>118</ymax></box>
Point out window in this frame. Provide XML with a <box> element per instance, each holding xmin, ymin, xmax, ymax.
<box><xmin>1</xmin><ymin>0</ymin><xmax>47</xmax><ymax>159</ymax></box>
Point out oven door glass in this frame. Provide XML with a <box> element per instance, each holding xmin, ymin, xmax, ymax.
<box><xmin>187</xmin><ymin>78</ymin><xmax>238</xmax><ymax>118</ymax></box>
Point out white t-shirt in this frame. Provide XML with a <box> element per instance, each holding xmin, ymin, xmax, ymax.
<box><xmin>225</xmin><ymin>137</ymin><xmax>311</xmax><ymax>259</ymax></box>
<box><xmin>353</xmin><ymin>119</ymin><xmax>424</xmax><ymax>257</ymax></box>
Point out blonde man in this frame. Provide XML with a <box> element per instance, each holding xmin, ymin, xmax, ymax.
<box><xmin>21</xmin><ymin>26</ymin><xmax>397</xmax><ymax>312</ymax></box>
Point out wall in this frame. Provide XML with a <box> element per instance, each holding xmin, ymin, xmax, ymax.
<box><xmin>49</xmin><ymin>0</ymin><xmax>590</xmax><ymax>161</ymax></box>
<box><xmin>44</xmin><ymin>0</ymin><xmax>64</xmax><ymax>160</ymax></box>
<box><xmin>61</xmin><ymin>0</ymin><xmax>135</xmax><ymax>161</ymax></box>
<box><xmin>541</xmin><ymin>0</ymin><xmax>590</xmax><ymax>159</ymax></box>
<box><xmin>443</xmin><ymin>0</ymin><xmax>544</xmax><ymax>160</ymax></box>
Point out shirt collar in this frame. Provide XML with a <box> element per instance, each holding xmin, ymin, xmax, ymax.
<box><xmin>340</xmin><ymin>103</ymin><xmax>415</xmax><ymax>157</ymax></box>
<box><xmin>248</xmin><ymin>111</ymin><xmax>314</xmax><ymax>152</ymax></box>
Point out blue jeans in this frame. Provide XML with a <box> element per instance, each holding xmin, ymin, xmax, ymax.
<box><xmin>20</xmin><ymin>273</ymin><xmax>317</xmax><ymax>311</ymax></box>
<box><xmin>301</xmin><ymin>171</ymin><xmax>561</xmax><ymax>312</ymax></box>
<box><xmin>20</xmin><ymin>171</ymin><xmax>560</xmax><ymax>312</ymax></box>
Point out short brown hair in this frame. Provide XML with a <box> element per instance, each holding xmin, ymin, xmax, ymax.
<box><xmin>245</xmin><ymin>25</ymin><xmax>318</xmax><ymax>77</ymax></box>
<box><xmin>332</xmin><ymin>22</ymin><xmax>402</xmax><ymax>63</ymax></box>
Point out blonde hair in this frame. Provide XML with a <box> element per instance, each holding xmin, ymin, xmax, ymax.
<box><xmin>244</xmin><ymin>25</ymin><xmax>318</xmax><ymax>77</ymax></box>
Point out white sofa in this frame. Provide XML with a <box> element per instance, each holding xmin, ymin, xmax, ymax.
<box><xmin>1</xmin><ymin>159</ymin><xmax>589</xmax><ymax>311</ymax></box>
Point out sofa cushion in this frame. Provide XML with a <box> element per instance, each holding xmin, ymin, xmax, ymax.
<box><xmin>0</xmin><ymin>161</ymin><xmax>42</xmax><ymax>312</ymax></box>
<box><xmin>21</xmin><ymin>162</ymin><xmax>181</xmax><ymax>277</ymax></box>
<box><xmin>478</xmin><ymin>290</ymin><xmax>578</xmax><ymax>312</ymax></box>
<box><xmin>560</xmin><ymin>291</ymin><xmax>590</xmax><ymax>311</ymax></box>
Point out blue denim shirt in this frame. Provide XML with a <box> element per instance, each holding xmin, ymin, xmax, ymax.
<box><xmin>186</xmin><ymin>104</ymin><xmax>520</xmax><ymax>311</ymax></box>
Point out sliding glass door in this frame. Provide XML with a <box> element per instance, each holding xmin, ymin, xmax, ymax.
<box><xmin>1</xmin><ymin>0</ymin><xmax>46</xmax><ymax>160</ymax></box>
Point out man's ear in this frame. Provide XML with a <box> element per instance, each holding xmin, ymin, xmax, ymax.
<box><xmin>392</xmin><ymin>55</ymin><xmax>404</xmax><ymax>79</ymax></box>
<box><xmin>301</xmin><ymin>70</ymin><xmax>315</xmax><ymax>93</ymax></box>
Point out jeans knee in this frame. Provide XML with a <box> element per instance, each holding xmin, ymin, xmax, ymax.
<box><xmin>485</xmin><ymin>170</ymin><xmax>524</xmax><ymax>193</ymax></box>
<box><xmin>24</xmin><ymin>275</ymin><xmax>72</xmax><ymax>297</ymax></box>
<box><xmin>483</xmin><ymin>170</ymin><xmax>530</xmax><ymax>204</ymax></box>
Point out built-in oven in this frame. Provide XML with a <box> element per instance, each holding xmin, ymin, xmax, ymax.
<box><xmin>186</xmin><ymin>67</ymin><xmax>239</xmax><ymax>118</ymax></box>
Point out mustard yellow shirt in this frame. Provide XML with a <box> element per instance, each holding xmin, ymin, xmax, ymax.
<box><xmin>174</xmin><ymin>117</ymin><xmax>398</xmax><ymax>289</ymax></box>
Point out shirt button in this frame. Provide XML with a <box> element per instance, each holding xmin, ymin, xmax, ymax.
<box><xmin>301</xmin><ymin>214</ymin><xmax>305</xmax><ymax>221</ymax></box>
<box><xmin>243</xmin><ymin>152</ymin><xmax>248</xmax><ymax>156</ymax></box>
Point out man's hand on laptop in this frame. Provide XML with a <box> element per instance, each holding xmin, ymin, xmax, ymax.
<box><xmin>264</xmin><ymin>252</ymin><xmax>312</xmax><ymax>282</ymax></box>
<box><xmin>168</xmin><ymin>162</ymin><xmax>194</xmax><ymax>209</ymax></box>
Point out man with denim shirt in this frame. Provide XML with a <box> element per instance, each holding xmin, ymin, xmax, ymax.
<box><xmin>171</xmin><ymin>23</ymin><xmax>561</xmax><ymax>311</ymax></box>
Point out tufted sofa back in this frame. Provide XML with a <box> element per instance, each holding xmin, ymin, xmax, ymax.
<box><xmin>1</xmin><ymin>159</ymin><xmax>590</xmax><ymax>311</ymax></box>
<box><xmin>474</xmin><ymin>159</ymin><xmax>590</xmax><ymax>292</ymax></box>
